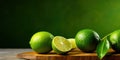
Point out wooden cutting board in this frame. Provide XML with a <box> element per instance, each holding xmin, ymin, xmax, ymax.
<box><xmin>17</xmin><ymin>48</ymin><xmax>120</xmax><ymax>60</ymax></box>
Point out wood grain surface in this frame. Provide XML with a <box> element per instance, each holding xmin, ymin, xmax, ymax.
<box><xmin>17</xmin><ymin>48</ymin><xmax>120</xmax><ymax>60</ymax></box>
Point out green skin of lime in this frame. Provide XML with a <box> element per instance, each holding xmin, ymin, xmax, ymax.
<box><xmin>30</xmin><ymin>31</ymin><xmax>54</xmax><ymax>53</ymax></box>
<box><xmin>75</xmin><ymin>29</ymin><xmax>100</xmax><ymax>52</ymax></box>
<box><xmin>109</xmin><ymin>30</ymin><xmax>120</xmax><ymax>52</ymax></box>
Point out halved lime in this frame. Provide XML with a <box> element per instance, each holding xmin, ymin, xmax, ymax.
<box><xmin>67</xmin><ymin>38</ymin><xmax>77</xmax><ymax>49</ymax></box>
<box><xmin>52</xmin><ymin>36</ymin><xmax>72</xmax><ymax>54</ymax></box>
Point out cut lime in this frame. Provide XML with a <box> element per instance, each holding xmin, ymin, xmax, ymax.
<box><xmin>52</xmin><ymin>36</ymin><xmax>72</xmax><ymax>54</ymax></box>
<box><xmin>67</xmin><ymin>38</ymin><xmax>77</xmax><ymax>49</ymax></box>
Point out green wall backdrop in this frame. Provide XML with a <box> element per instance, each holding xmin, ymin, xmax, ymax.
<box><xmin>1</xmin><ymin>0</ymin><xmax>120</xmax><ymax>48</ymax></box>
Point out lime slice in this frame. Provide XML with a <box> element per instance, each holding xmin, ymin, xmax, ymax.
<box><xmin>67</xmin><ymin>38</ymin><xmax>77</xmax><ymax>49</ymax></box>
<box><xmin>52</xmin><ymin>36</ymin><xmax>72</xmax><ymax>54</ymax></box>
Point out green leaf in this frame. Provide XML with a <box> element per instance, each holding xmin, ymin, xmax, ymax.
<box><xmin>96</xmin><ymin>38</ymin><xmax>110</xmax><ymax>59</ymax></box>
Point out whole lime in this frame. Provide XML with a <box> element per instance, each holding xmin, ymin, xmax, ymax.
<box><xmin>75</xmin><ymin>29</ymin><xmax>100</xmax><ymax>52</ymax></box>
<box><xmin>109</xmin><ymin>30</ymin><xmax>120</xmax><ymax>52</ymax></box>
<box><xmin>29</xmin><ymin>31</ymin><xmax>54</xmax><ymax>53</ymax></box>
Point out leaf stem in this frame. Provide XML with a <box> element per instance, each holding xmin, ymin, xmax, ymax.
<box><xmin>102</xmin><ymin>33</ymin><xmax>112</xmax><ymax>40</ymax></box>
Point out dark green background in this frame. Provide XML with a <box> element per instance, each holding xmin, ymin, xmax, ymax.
<box><xmin>1</xmin><ymin>0</ymin><xmax>120</xmax><ymax>48</ymax></box>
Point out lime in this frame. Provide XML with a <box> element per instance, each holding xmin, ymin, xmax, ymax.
<box><xmin>109</xmin><ymin>30</ymin><xmax>120</xmax><ymax>52</ymax></box>
<box><xmin>67</xmin><ymin>38</ymin><xmax>77</xmax><ymax>49</ymax></box>
<box><xmin>75</xmin><ymin>29</ymin><xmax>100</xmax><ymax>52</ymax></box>
<box><xmin>29</xmin><ymin>31</ymin><xmax>54</xmax><ymax>53</ymax></box>
<box><xmin>52</xmin><ymin>36</ymin><xmax>72</xmax><ymax>54</ymax></box>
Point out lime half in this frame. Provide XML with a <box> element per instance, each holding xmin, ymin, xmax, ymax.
<box><xmin>67</xmin><ymin>38</ymin><xmax>77</xmax><ymax>49</ymax></box>
<box><xmin>52</xmin><ymin>36</ymin><xmax>72</xmax><ymax>54</ymax></box>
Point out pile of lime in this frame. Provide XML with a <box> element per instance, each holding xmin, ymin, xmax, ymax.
<box><xmin>29</xmin><ymin>29</ymin><xmax>120</xmax><ymax>59</ymax></box>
